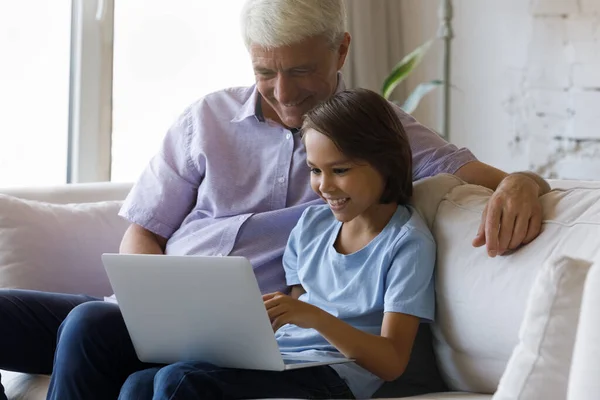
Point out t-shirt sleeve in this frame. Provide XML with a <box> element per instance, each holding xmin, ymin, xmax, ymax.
<box><xmin>282</xmin><ymin>209</ymin><xmax>310</xmax><ymax>287</ymax></box>
<box><xmin>392</xmin><ymin>104</ymin><xmax>477</xmax><ymax>181</ymax></box>
<box><xmin>384</xmin><ymin>229</ymin><xmax>436</xmax><ymax>322</ymax></box>
<box><xmin>118</xmin><ymin>106</ymin><xmax>204</xmax><ymax>239</ymax></box>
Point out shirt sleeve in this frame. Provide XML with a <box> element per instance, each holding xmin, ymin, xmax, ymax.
<box><xmin>118</xmin><ymin>106</ymin><xmax>203</xmax><ymax>239</ymax></box>
<box><xmin>384</xmin><ymin>228</ymin><xmax>437</xmax><ymax>322</ymax></box>
<box><xmin>392</xmin><ymin>104</ymin><xmax>477</xmax><ymax>181</ymax></box>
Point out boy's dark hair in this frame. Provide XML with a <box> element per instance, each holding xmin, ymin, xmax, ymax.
<box><xmin>302</xmin><ymin>88</ymin><xmax>413</xmax><ymax>205</ymax></box>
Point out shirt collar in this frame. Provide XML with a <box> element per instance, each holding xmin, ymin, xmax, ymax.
<box><xmin>231</xmin><ymin>72</ymin><xmax>346</xmax><ymax>126</ymax></box>
<box><xmin>333</xmin><ymin>71</ymin><xmax>346</xmax><ymax>94</ymax></box>
<box><xmin>230</xmin><ymin>85</ymin><xmax>263</xmax><ymax>124</ymax></box>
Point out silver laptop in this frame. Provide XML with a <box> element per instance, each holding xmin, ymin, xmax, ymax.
<box><xmin>101</xmin><ymin>253</ymin><xmax>353</xmax><ymax>370</ymax></box>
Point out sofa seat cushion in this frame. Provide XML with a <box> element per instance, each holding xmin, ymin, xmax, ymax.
<box><xmin>2</xmin><ymin>370</ymin><xmax>49</xmax><ymax>400</ymax></box>
<box><xmin>0</xmin><ymin>367</ymin><xmax>489</xmax><ymax>400</ymax></box>
<box><xmin>431</xmin><ymin>185</ymin><xmax>600</xmax><ymax>393</ymax></box>
<box><xmin>403</xmin><ymin>394</ymin><xmax>492</xmax><ymax>400</ymax></box>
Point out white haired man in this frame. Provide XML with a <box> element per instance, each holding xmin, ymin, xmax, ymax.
<box><xmin>0</xmin><ymin>1</ymin><xmax>550</xmax><ymax>399</ymax></box>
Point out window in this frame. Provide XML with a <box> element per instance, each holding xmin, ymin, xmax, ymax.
<box><xmin>110</xmin><ymin>0</ymin><xmax>254</xmax><ymax>182</ymax></box>
<box><xmin>0</xmin><ymin>0</ymin><xmax>254</xmax><ymax>187</ymax></box>
<box><xmin>0</xmin><ymin>1</ymin><xmax>72</xmax><ymax>187</ymax></box>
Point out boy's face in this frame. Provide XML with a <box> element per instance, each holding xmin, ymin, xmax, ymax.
<box><xmin>304</xmin><ymin>128</ymin><xmax>386</xmax><ymax>223</ymax></box>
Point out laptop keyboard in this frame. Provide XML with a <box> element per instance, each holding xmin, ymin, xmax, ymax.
<box><xmin>282</xmin><ymin>358</ymin><xmax>319</xmax><ymax>365</ymax></box>
<box><xmin>281</xmin><ymin>353</ymin><xmax>344</xmax><ymax>365</ymax></box>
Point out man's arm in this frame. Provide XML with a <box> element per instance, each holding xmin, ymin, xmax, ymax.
<box><xmin>394</xmin><ymin>102</ymin><xmax>550</xmax><ymax>256</ymax></box>
<box><xmin>454</xmin><ymin>161</ymin><xmax>551</xmax><ymax>257</ymax></box>
<box><xmin>119</xmin><ymin>223</ymin><xmax>168</xmax><ymax>255</ymax></box>
<box><xmin>117</xmin><ymin>106</ymin><xmax>203</xmax><ymax>255</ymax></box>
<box><xmin>454</xmin><ymin>161</ymin><xmax>550</xmax><ymax>194</ymax></box>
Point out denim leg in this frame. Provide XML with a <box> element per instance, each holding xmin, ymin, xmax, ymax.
<box><xmin>119</xmin><ymin>367</ymin><xmax>161</xmax><ymax>400</ymax></box>
<box><xmin>0</xmin><ymin>289</ymin><xmax>96</xmax><ymax>400</ymax></box>
<box><xmin>153</xmin><ymin>362</ymin><xmax>354</xmax><ymax>400</ymax></box>
<box><xmin>47</xmin><ymin>301</ymin><xmax>157</xmax><ymax>400</ymax></box>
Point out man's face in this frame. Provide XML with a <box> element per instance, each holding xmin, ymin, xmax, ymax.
<box><xmin>250</xmin><ymin>34</ymin><xmax>350</xmax><ymax>129</ymax></box>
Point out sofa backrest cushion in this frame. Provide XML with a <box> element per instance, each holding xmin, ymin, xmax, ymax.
<box><xmin>0</xmin><ymin>195</ymin><xmax>129</xmax><ymax>296</ymax></box>
<box><xmin>411</xmin><ymin>173</ymin><xmax>465</xmax><ymax>230</ymax></box>
<box><xmin>432</xmin><ymin>185</ymin><xmax>600</xmax><ymax>393</ymax></box>
<box><xmin>0</xmin><ymin>182</ymin><xmax>133</xmax><ymax>204</ymax></box>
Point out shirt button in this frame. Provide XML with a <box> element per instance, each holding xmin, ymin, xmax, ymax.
<box><xmin>278</xmin><ymin>177</ymin><xmax>286</xmax><ymax>183</ymax></box>
<box><xmin>286</xmin><ymin>133</ymin><xmax>292</xmax><ymax>140</ymax></box>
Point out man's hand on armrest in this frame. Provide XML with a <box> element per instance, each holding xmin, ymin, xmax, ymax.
<box><xmin>119</xmin><ymin>223</ymin><xmax>168</xmax><ymax>255</ymax></box>
<box><xmin>454</xmin><ymin>161</ymin><xmax>550</xmax><ymax>257</ymax></box>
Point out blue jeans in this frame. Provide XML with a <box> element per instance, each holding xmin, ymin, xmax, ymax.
<box><xmin>119</xmin><ymin>325</ymin><xmax>448</xmax><ymax>400</ymax></box>
<box><xmin>0</xmin><ymin>290</ymin><xmax>96</xmax><ymax>400</ymax></box>
<box><xmin>120</xmin><ymin>362</ymin><xmax>354</xmax><ymax>400</ymax></box>
<box><xmin>0</xmin><ymin>289</ymin><xmax>155</xmax><ymax>400</ymax></box>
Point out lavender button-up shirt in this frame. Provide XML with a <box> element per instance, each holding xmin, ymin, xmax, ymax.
<box><xmin>119</xmin><ymin>77</ymin><xmax>475</xmax><ymax>294</ymax></box>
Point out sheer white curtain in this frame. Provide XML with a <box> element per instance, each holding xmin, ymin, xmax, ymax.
<box><xmin>342</xmin><ymin>0</ymin><xmax>406</xmax><ymax>102</ymax></box>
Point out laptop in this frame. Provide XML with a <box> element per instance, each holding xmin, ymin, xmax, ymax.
<box><xmin>101</xmin><ymin>253</ymin><xmax>354</xmax><ymax>371</ymax></box>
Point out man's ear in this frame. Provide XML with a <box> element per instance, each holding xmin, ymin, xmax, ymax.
<box><xmin>336</xmin><ymin>32</ymin><xmax>352</xmax><ymax>71</ymax></box>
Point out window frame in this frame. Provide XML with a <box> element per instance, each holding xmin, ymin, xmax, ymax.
<box><xmin>68</xmin><ymin>0</ymin><xmax>114</xmax><ymax>183</ymax></box>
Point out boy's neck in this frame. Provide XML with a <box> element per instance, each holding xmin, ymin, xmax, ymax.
<box><xmin>334</xmin><ymin>203</ymin><xmax>399</xmax><ymax>255</ymax></box>
<box><xmin>345</xmin><ymin>203</ymin><xmax>398</xmax><ymax>235</ymax></box>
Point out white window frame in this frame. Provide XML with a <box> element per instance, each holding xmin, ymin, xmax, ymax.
<box><xmin>68</xmin><ymin>0</ymin><xmax>114</xmax><ymax>183</ymax></box>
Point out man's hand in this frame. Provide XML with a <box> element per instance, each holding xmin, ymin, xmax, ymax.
<box><xmin>263</xmin><ymin>292</ymin><xmax>323</xmax><ymax>332</ymax></box>
<box><xmin>472</xmin><ymin>173</ymin><xmax>544</xmax><ymax>257</ymax></box>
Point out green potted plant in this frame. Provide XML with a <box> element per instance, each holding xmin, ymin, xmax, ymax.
<box><xmin>381</xmin><ymin>40</ymin><xmax>442</xmax><ymax>114</ymax></box>
<box><xmin>382</xmin><ymin>0</ymin><xmax>453</xmax><ymax>140</ymax></box>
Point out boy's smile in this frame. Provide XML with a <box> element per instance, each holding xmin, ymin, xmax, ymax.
<box><xmin>304</xmin><ymin>128</ymin><xmax>389</xmax><ymax>224</ymax></box>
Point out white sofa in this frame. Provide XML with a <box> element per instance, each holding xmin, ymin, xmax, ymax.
<box><xmin>0</xmin><ymin>175</ymin><xmax>599</xmax><ymax>400</ymax></box>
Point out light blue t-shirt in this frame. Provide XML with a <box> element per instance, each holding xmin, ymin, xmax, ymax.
<box><xmin>275</xmin><ymin>204</ymin><xmax>436</xmax><ymax>399</ymax></box>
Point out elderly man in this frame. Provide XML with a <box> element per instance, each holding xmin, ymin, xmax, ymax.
<box><xmin>0</xmin><ymin>1</ymin><xmax>550</xmax><ymax>400</ymax></box>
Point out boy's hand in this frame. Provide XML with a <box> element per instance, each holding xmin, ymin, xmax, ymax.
<box><xmin>263</xmin><ymin>292</ymin><xmax>323</xmax><ymax>332</ymax></box>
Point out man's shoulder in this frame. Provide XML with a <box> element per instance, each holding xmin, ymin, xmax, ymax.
<box><xmin>186</xmin><ymin>85</ymin><xmax>256</xmax><ymax>117</ymax></box>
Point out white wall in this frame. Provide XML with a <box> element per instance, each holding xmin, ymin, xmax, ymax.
<box><xmin>448</xmin><ymin>0</ymin><xmax>600</xmax><ymax>179</ymax></box>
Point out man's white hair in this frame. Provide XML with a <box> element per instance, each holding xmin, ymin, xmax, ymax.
<box><xmin>240</xmin><ymin>0</ymin><xmax>347</xmax><ymax>49</ymax></box>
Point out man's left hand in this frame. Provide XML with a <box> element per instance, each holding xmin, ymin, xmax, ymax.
<box><xmin>472</xmin><ymin>174</ymin><xmax>543</xmax><ymax>257</ymax></box>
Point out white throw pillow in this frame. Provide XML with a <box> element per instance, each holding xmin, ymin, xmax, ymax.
<box><xmin>567</xmin><ymin>261</ymin><xmax>600</xmax><ymax>400</ymax></box>
<box><xmin>0</xmin><ymin>194</ymin><xmax>129</xmax><ymax>297</ymax></box>
<box><xmin>492</xmin><ymin>256</ymin><xmax>592</xmax><ymax>400</ymax></box>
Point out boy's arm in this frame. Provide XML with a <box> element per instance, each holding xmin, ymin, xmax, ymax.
<box><xmin>313</xmin><ymin>310</ymin><xmax>420</xmax><ymax>381</ymax></box>
<box><xmin>265</xmin><ymin>293</ymin><xmax>421</xmax><ymax>381</ymax></box>
<box><xmin>290</xmin><ymin>285</ymin><xmax>306</xmax><ymax>300</ymax></box>
<box><xmin>315</xmin><ymin>229</ymin><xmax>434</xmax><ymax>381</ymax></box>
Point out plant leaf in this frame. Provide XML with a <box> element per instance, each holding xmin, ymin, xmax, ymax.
<box><xmin>401</xmin><ymin>79</ymin><xmax>443</xmax><ymax>114</ymax></box>
<box><xmin>381</xmin><ymin>40</ymin><xmax>433</xmax><ymax>100</ymax></box>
